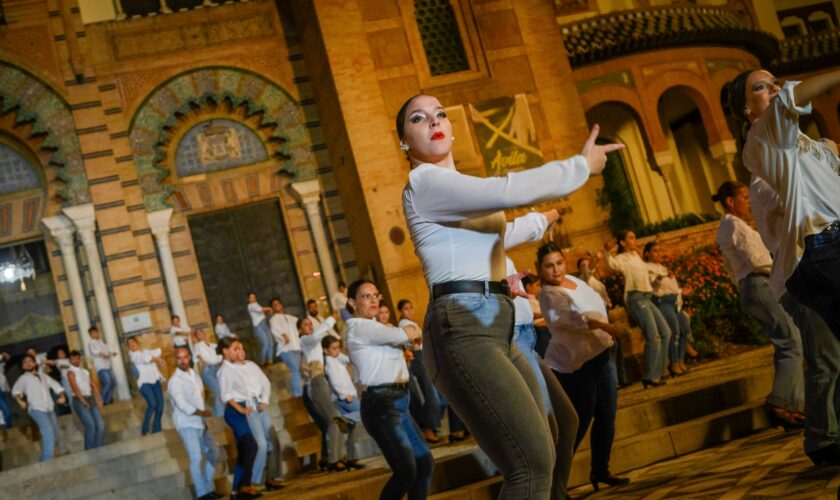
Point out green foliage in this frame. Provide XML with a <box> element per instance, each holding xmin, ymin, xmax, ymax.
<box><xmin>634</xmin><ymin>213</ymin><xmax>718</xmax><ymax>238</ymax></box>
<box><xmin>597</xmin><ymin>150</ymin><xmax>642</xmax><ymax>235</ymax></box>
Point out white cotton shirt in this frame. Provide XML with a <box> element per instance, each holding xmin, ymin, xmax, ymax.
<box><xmin>214</xmin><ymin>322</ymin><xmax>236</xmax><ymax>340</ymax></box>
<box><xmin>540</xmin><ymin>277</ymin><xmax>613</xmax><ymax>374</ymax></box>
<box><xmin>12</xmin><ymin>372</ymin><xmax>64</xmax><ymax>413</ymax></box>
<box><xmin>168</xmin><ymin>368</ymin><xmax>206</xmax><ymax>430</ymax></box>
<box><xmin>403</xmin><ymin>157</ymin><xmax>590</xmax><ymax>286</ymax></box>
<box><xmin>129</xmin><ymin>349</ymin><xmax>164</xmax><ymax>386</ymax></box>
<box><xmin>743</xmin><ymin>80</ymin><xmax>840</xmax><ymax>293</ymax></box>
<box><xmin>169</xmin><ymin>325</ymin><xmax>191</xmax><ymax>347</ymax></box>
<box><xmin>717</xmin><ymin>214</ymin><xmax>773</xmax><ymax>284</ymax></box>
<box><xmin>325</xmin><ymin>354</ymin><xmax>358</xmax><ymax>400</ymax></box>
<box><xmin>248</xmin><ymin>302</ymin><xmax>266</xmax><ymax>326</ymax></box>
<box><xmin>194</xmin><ymin>341</ymin><xmax>222</xmax><ymax>366</ymax></box>
<box><xmin>506</xmin><ymin>257</ymin><xmax>536</xmax><ymax>326</ymax></box>
<box><xmin>88</xmin><ymin>339</ymin><xmax>113</xmax><ymax>371</ymax></box>
<box><xmin>218</xmin><ymin>360</ymin><xmax>271</xmax><ymax>405</ymax></box>
<box><xmin>308</xmin><ymin>314</ymin><xmax>338</xmax><ymax>338</ymax></box>
<box><xmin>331</xmin><ymin>291</ymin><xmax>348</xmax><ymax>313</ymax></box>
<box><xmin>67</xmin><ymin>365</ymin><xmax>93</xmax><ymax>397</ymax></box>
<box><xmin>646</xmin><ymin>262</ymin><xmax>681</xmax><ymax>297</ymax></box>
<box><xmin>301</xmin><ymin>316</ymin><xmax>339</xmax><ymax>365</ymax></box>
<box><xmin>606</xmin><ymin>251</ymin><xmax>653</xmax><ymax>295</ymax></box>
<box><xmin>585</xmin><ymin>275</ymin><xmax>612</xmax><ymax>308</ymax></box>
<box><xmin>749</xmin><ymin>176</ymin><xmax>789</xmax><ymax>299</ymax></box>
<box><xmin>270</xmin><ymin>313</ymin><xmax>301</xmax><ymax>353</ymax></box>
<box><xmin>346</xmin><ymin>318</ymin><xmax>411</xmax><ymax>387</ymax></box>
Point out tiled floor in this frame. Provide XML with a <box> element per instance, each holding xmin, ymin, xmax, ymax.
<box><xmin>569</xmin><ymin>428</ymin><xmax>840</xmax><ymax>499</ymax></box>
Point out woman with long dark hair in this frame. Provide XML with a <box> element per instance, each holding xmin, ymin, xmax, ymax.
<box><xmin>399</xmin><ymin>93</ymin><xmax>620</xmax><ymax>498</ymax></box>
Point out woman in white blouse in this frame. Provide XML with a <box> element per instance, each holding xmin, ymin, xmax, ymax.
<box><xmin>345</xmin><ymin>280</ymin><xmax>426</xmax><ymax>499</ymax></box>
<box><xmin>214</xmin><ymin>313</ymin><xmax>237</xmax><ymax>340</ymax></box>
<box><xmin>398</xmin><ymin>93</ymin><xmax>619</xmax><ymax>499</ymax></box>
<box><xmin>126</xmin><ymin>337</ymin><xmax>165</xmax><ymax>435</ymax></box>
<box><xmin>192</xmin><ymin>328</ymin><xmax>224</xmax><ymax>417</ymax></box>
<box><xmin>599</xmin><ymin>230</ymin><xmax>671</xmax><ymax>388</ymax></box>
<box><xmin>537</xmin><ymin>244</ymin><xmax>628</xmax><ymax>491</ymax></box>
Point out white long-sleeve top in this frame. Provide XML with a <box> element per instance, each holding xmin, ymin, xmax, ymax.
<box><xmin>403</xmin><ymin>157</ymin><xmax>590</xmax><ymax>286</ymax></box>
<box><xmin>325</xmin><ymin>354</ymin><xmax>358</xmax><ymax>400</ymax></box>
<box><xmin>743</xmin><ymin>80</ymin><xmax>840</xmax><ymax>293</ymax></box>
<box><xmin>308</xmin><ymin>314</ymin><xmax>339</xmax><ymax>338</ymax></box>
<box><xmin>218</xmin><ymin>360</ymin><xmax>270</xmax><ymax>405</ymax></box>
<box><xmin>605</xmin><ymin>251</ymin><xmax>652</xmax><ymax>295</ymax></box>
<box><xmin>129</xmin><ymin>349</ymin><xmax>164</xmax><ymax>386</ymax></box>
<box><xmin>168</xmin><ymin>367</ymin><xmax>206</xmax><ymax>430</ymax></box>
<box><xmin>12</xmin><ymin>371</ymin><xmax>64</xmax><ymax>413</ymax></box>
<box><xmin>716</xmin><ymin>214</ymin><xmax>773</xmax><ymax>284</ymax></box>
<box><xmin>346</xmin><ymin>318</ymin><xmax>411</xmax><ymax>387</ymax></box>
<box><xmin>646</xmin><ymin>262</ymin><xmax>681</xmax><ymax>297</ymax></box>
<box><xmin>270</xmin><ymin>313</ymin><xmax>301</xmax><ymax>353</ymax></box>
<box><xmin>214</xmin><ymin>322</ymin><xmax>237</xmax><ymax>340</ymax></box>
<box><xmin>169</xmin><ymin>325</ymin><xmax>191</xmax><ymax>347</ymax></box>
<box><xmin>194</xmin><ymin>341</ymin><xmax>222</xmax><ymax>366</ymax></box>
<box><xmin>88</xmin><ymin>339</ymin><xmax>113</xmax><ymax>371</ymax></box>
<box><xmin>248</xmin><ymin>302</ymin><xmax>267</xmax><ymax>326</ymax></box>
<box><xmin>749</xmin><ymin>176</ymin><xmax>788</xmax><ymax>299</ymax></box>
<box><xmin>67</xmin><ymin>365</ymin><xmax>93</xmax><ymax>397</ymax></box>
<box><xmin>301</xmin><ymin>316</ymin><xmax>339</xmax><ymax>365</ymax></box>
<box><xmin>540</xmin><ymin>278</ymin><xmax>613</xmax><ymax>374</ymax></box>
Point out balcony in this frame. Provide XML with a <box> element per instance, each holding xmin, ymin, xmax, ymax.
<box><xmin>115</xmin><ymin>0</ymin><xmax>246</xmax><ymax>18</ymax></box>
<box><xmin>772</xmin><ymin>29</ymin><xmax>840</xmax><ymax>76</ymax></box>
<box><xmin>559</xmin><ymin>5</ymin><xmax>778</xmax><ymax>68</ymax></box>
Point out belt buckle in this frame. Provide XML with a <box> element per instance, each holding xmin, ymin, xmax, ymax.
<box><xmin>826</xmin><ymin>220</ymin><xmax>840</xmax><ymax>232</ymax></box>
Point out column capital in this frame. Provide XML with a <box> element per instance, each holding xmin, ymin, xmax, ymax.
<box><xmin>41</xmin><ymin>215</ymin><xmax>77</xmax><ymax>248</ymax></box>
<box><xmin>62</xmin><ymin>203</ymin><xmax>96</xmax><ymax>235</ymax></box>
<box><xmin>290</xmin><ymin>179</ymin><xmax>323</xmax><ymax>207</ymax></box>
<box><xmin>147</xmin><ymin>208</ymin><xmax>174</xmax><ymax>239</ymax></box>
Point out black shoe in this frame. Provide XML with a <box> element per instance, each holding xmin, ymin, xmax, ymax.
<box><xmin>448</xmin><ymin>431</ymin><xmax>467</xmax><ymax>443</ymax></box>
<box><xmin>590</xmin><ymin>473</ymin><xmax>630</xmax><ymax>491</ymax></box>
<box><xmin>318</xmin><ymin>457</ymin><xmax>329</xmax><ymax>471</ymax></box>
<box><xmin>326</xmin><ymin>461</ymin><xmax>347</xmax><ymax>472</ymax></box>
<box><xmin>265</xmin><ymin>478</ymin><xmax>286</xmax><ymax>490</ymax></box>
<box><xmin>641</xmin><ymin>379</ymin><xmax>666</xmax><ymax>389</ymax></box>
<box><xmin>346</xmin><ymin>459</ymin><xmax>366</xmax><ymax>470</ymax></box>
<box><xmin>807</xmin><ymin>444</ymin><xmax>840</xmax><ymax>466</ymax></box>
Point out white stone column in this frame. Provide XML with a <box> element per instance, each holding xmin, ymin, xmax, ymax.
<box><xmin>63</xmin><ymin>204</ymin><xmax>131</xmax><ymax>400</ymax></box>
<box><xmin>291</xmin><ymin>180</ymin><xmax>339</xmax><ymax>302</ymax></box>
<box><xmin>710</xmin><ymin>139</ymin><xmax>739</xmax><ymax>181</ymax></box>
<box><xmin>147</xmin><ymin>209</ymin><xmax>189</xmax><ymax>327</ymax></box>
<box><xmin>654</xmin><ymin>150</ymin><xmax>681</xmax><ymax>216</ymax></box>
<box><xmin>41</xmin><ymin>215</ymin><xmax>93</xmax><ymax>364</ymax></box>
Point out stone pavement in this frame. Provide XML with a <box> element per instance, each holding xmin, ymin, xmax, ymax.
<box><xmin>569</xmin><ymin>428</ymin><xmax>840</xmax><ymax>499</ymax></box>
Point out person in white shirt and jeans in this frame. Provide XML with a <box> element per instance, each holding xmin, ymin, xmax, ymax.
<box><xmin>247</xmin><ymin>292</ymin><xmax>274</xmax><ymax>366</ymax></box>
<box><xmin>12</xmin><ymin>354</ymin><xmax>65</xmax><ymax>461</ymax></box>
<box><xmin>193</xmin><ymin>328</ymin><xmax>225</xmax><ymax>417</ymax></box>
<box><xmin>168</xmin><ymin>346</ymin><xmax>222</xmax><ymax>500</ymax></box>
<box><xmin>322</xmin><ymin>335</ymin><xmax>364</xmax><ymax>469</ymax></box>
<box><xmin>67</xmin><ymin>351</ymin><xmax>105</xmax><ymax>450</ymax></box>
<box><xmin>88</xmin><ymin>326</ymin><xmax>117</xmax><ymax>405</ymax></box>
<box><xmin>268</xmin><ymin>298</ymin><xmax>303</xmax><ymax>397</ymax></box>
<box><xmin>170</xmin><ymin>315</ymin><xmax>192</xmax><ymax>351</ymax></box>
<box><xmin>127</xmin><ymin>337</ymin><xmax>165</xmax><ymax>435</ymax></box>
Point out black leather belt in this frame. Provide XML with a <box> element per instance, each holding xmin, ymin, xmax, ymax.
<box><xmin>432</xmin><ymin>280</ymin><xmax>511</xmax><ymax>301</ymax></box>
<box><xmin>805</xmin><ymin>221</ymin><xmax>840</xmax><ymax>249</ymax></box>
<box><xmin>746</xmin><ymin>272</ymin><xmax>770</xmax><ymax>279</ymax></box>
<box><xmin>366</xmin><ymin>382</ymin><xmax>409</xmax><ymax>392</ymax></box>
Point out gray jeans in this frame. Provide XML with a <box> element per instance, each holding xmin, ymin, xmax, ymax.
<box><xmin>741</xmin><ymin>275</ymin><xmax>804</xmax><ymax>412</ymax></box>
<box><xmin>425</xmin><ymin>292</ymin><xmax>554</xmax><ymax>499</ymax></box>
<box><xmin>781</xmin><ymin>293</ymin><xmax>840</xmax><ymax>454</ymax></box>
<box><xmin>307</xmin><ymin>374</ymin><xmax>345</xmax><ymax>462</ymax></box>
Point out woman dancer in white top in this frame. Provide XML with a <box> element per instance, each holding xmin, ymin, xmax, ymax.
<box><xmin>345</xmin><ymin>279</ymin><xmax>425</xmax><ymax>500</ymax></box>
<box><xmin>399</xmin><ymin>93</ymin><xmax>620</xmax><ymax>499</ymax></box>
<box><xmin>193</xmin><ymin>328</ymin><xmax>225</xmax><ymax>417</ymax></box>
<box><xmin>214</xmin><ymin>313</ymin><xmax>237</xmax><ymax>340</ymax></box>
<box><xmin>126</xmin><ymin>337</ymin><xmax>165</xmax><ymax>435</ymax></box>
<box><xmin>67</xmin><ymin>350</ymin><xmax>105</xmax><ymax>450</ymax></box>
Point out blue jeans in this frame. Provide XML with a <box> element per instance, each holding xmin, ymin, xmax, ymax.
<box><xmin>201</xmin><ymin>364</ymin><xmax>225</xmax><ymax>417</ymax></box>
<box><xmin>652</xmin><ymin>294</ymin><xmax>687</xmax><ymax>366</ymax></box>
<box><xmin>336</xmin><ymin>396</ymin><xmax>362</xmax><ymax>423</ymax></box>
<box><xmin>29</xmin><ymin>409</ymin><xmax>59</xmax><ymax>461</ymax></box>
<box><xmin>409</xmin><ymin>349</ymin><xmax>442</xmax><ymax>431</ymax></box>
<box><xmin>781</xmin><ymin>293</ymin><xmax>840</xmax><ymax>454</ymax></box>
<box><xmin>741</xmin><ymin>275</ymin><xmax>804</xmax><ymax>412</ymax></box>
<box><xmin>139</xmin><ymin>381</ymin><xmax>164</xmax><ymax>435</ymax></box>
<box><xmin>246</xmin><ymin>403</ymin><xmax>273</xmax><ymax>485</ymax></box>
<box><xmin>426</xmin><ymin>292</ymin><xmax>553</xmax><ymax>499</ymax></box>
<box><xmin>97</xmin><ymin>369</ymin><xmax>115</xmax><ymax>405</ymax></box>
<box><xmin>254</xmin><ymin>320</ymin><xmax>274</xmax><ymax>364</ymax></box>
<box><xmin>514</xmin><ymin>323</ymin><xmax>551</xmax><ymax>415</ymax></box>
<box><xmin>177</xmin><ymin>426</ymin><xmax>220</xmax><ymax>497</ymax></box>
<box><xmin>225</xmin><ymin>404</ymin><xmax>258</xmax><ymax>490</ymax></box>
<box><xmin>627</xmin><ymin>291</ymin><xmax>671</xmax><ymax>382</ymax></box>
<box><xmin>0</xmin><ymin>390</ymin><xmax>12</xmax><ymax>428</ymax></box>
<box><xmin>786</xmin><ymin>232</ymin><xmax>840</xmax><ymax>338</ymax></box>
<box><xmin>71</xmin><ymin>396</ymin><xmax>105</xmax><ymax>449</ymax></box>
<box><xmin>553</xmin><ymin>349</ymin><xmax>617</xmax><ymax>477</ymax></box>
<box><xmin>361</xmin><ymin>387</ymin><xmax>433</xmax><ymax>500</ymax></box>
<box><xmin>277</xmin><ymin>350</ymin><xmax>303</xmax><ymax>397</ymax></box>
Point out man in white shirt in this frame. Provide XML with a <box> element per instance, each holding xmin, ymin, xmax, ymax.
<box><xmin>331</xmin><ymin>282</ymin><xmax>352</xmax><ymax>321</ymax></box>
<box><xmin>67</xmin><ymin>351</ymin><xmax>105</xmax><ymax>450</ymax></box>
<box><xmin>169</xmin><ymin>315</ymin><xmax>192</xmax><ymax>349</ymax></box>
<box><xmin>12</xmin><ymin>354</ymin><xmax>65</xmax><ymax>461</ymax></box>
<box><xmin>0</xmin><ymin>351</ymin><xmax>12</xmax><ymax>428</ymax></box>
<box><xmin>168</xmin><ymin>346</ymin><xmax>221</xmax><ymax>500</ymax></box>
<box><xmin>87</xmin><ymin>326</ymin><xmax>116</xmax><ymax>405</ymax></box>
<box><xmin>269</xmin><ymin>298</ymin><xmax>303</xmax><ymax>397</ymax></box>
<box><xmin>306</xmin><ymin>299</ymin><xmax>339</xmax><ymax>338</ymax></box>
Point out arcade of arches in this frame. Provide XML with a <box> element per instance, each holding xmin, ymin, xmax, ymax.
<box><xmin>1</xmin><ymin>0</ymin><xmax>840</xmax><ymax>399</ymax></box>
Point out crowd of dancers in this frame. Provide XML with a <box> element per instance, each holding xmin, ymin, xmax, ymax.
<box><xmin>1</xmin><ymin>65</ymin><xmax>839</xmax><ymax>500</ymax></box>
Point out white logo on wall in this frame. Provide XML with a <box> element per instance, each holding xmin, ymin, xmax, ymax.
<box><xmin>196</xmin><ymin>124</ymin><xmax>242</xmax><ymax>165</ymax></box>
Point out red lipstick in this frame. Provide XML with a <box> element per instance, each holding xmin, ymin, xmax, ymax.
<box><xmin>431</xmin><ymin>132</ymin><xmax>445</xmax><ymax>141</ymax></box>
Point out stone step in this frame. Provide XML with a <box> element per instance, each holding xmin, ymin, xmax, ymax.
<box><xmin>87</xmin><ymin>470</ymin><xmax>188</xmax><ymax>500</ymax></box>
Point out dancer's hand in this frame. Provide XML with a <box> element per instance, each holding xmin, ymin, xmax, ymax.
<box><xmin>403</xmin><ymin>325</ymin><xmax>421</xmax><ymax>344</ymax></box>
<box><xmin>505</xmin><ymin>270</ymin><xmax>531</xmax><ymax>298</ymax></box>
<box><xmin>581</xmin><ymin>124</ymin><xmax>624</xmax><ymax>175</ymax></box>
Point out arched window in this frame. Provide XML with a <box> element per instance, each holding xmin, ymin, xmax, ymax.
<box><xmin>175</xmin><ymin>119</ymin><xmax>268</xmax><ymax>177</ymax></box>
<box><xmin>415</xmin><ymin>0</ymin><xmax>469</xmax><ymax>76</ymax></box>
<box><xmin>0</xmin><ymin>143</ymin><xmax>40</xmax><ymax>195</ymax></box>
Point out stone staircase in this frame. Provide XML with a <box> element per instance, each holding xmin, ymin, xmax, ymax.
<box><xmin>266</xmin><ymin>345</ymin><xmax>778</xmax><ymax>499</ymax></box>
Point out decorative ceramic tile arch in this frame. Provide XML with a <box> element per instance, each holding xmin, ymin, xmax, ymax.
<box><xmin>0</xmin><ymin>62</ymin><xmax>89</xmax><ymax>206</ymax></box>
<box><xmin>128</xmin><ymin>67</ymin><xmax>319</xmax><ymax>211</ymax></box>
